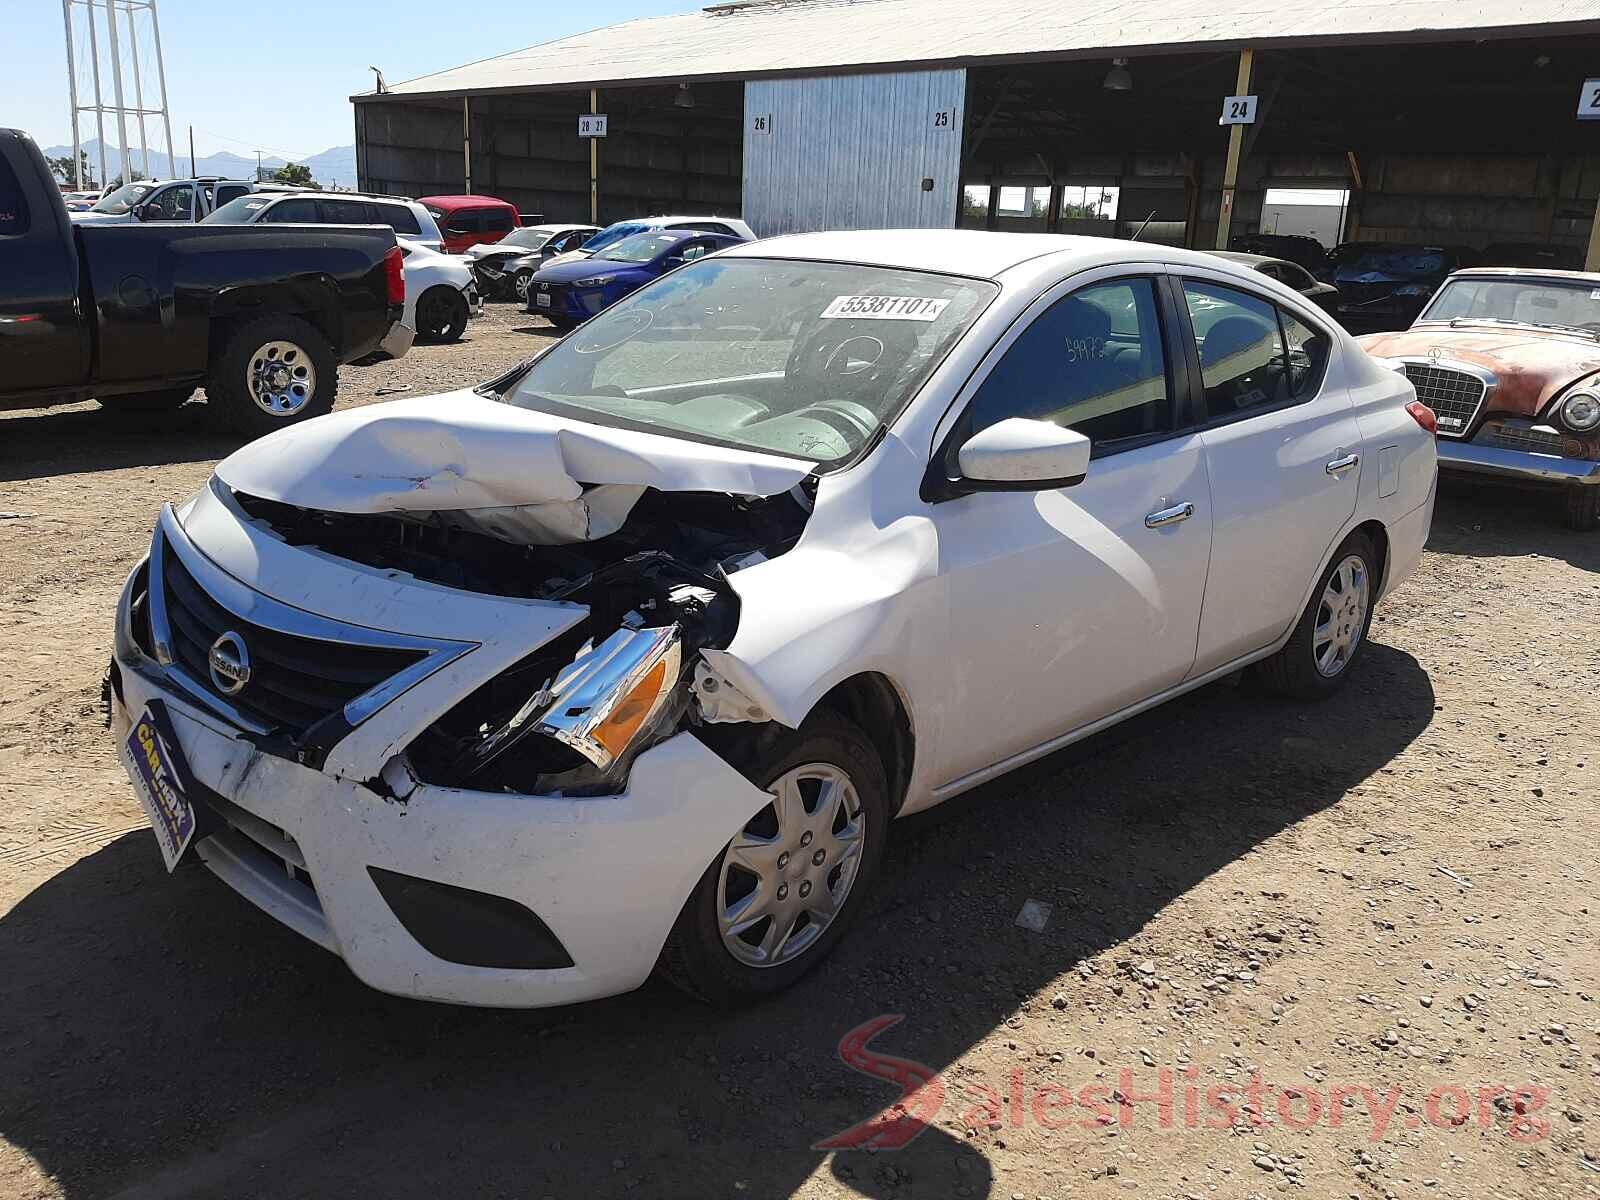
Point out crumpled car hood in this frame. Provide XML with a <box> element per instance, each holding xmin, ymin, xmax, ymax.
<box><xmin>214</xmin><ymin>389</ymin><xmax>815</xmax><ymax>543</ymax></box>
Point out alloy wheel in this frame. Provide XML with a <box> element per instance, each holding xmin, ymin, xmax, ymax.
<box><xmin>1313</xmin><ymin>554</ymin><xmax>1369</xmax><ymax>677</ymax></box>
<box><xmin>716</xmin><ymin>763</ymin><xmax>866</xmax><ymax>968</ymax></box>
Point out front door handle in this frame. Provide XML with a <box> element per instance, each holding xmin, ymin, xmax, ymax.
<box><xmin>1326</xmin><ymin>453</ymin><xmax>1360</xmax><ymax>475</ymax></box>
<box><xmin>1145</xmin><ymin>501</ymin><xmax>1195</xmax><ymax>529</ymax></box>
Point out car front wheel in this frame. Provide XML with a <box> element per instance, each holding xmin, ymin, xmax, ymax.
<box><xmin>659</xmin><ymin>711</ymin><xmax>889</xmax><ymax>1005</ymax></box>
<box><xmin>1251</xmin><ymin>531</ymin><xmax>1378</xmax><ymax>700</ymax></box>
<box><xmin>513</xmin><ymin>270</ymin><xmax>534</xmax><ymax>302</ymax></box>
<box><xmin>1564</xmin><ymin>486</ymin><xmax>1599</xmax><ymax>532</ymax></box>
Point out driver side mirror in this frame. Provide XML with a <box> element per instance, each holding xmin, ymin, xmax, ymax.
<box><xmin>956</xmin><ymin>418</ymin><xmax>1091</xmax><ymax>491</ymax></box>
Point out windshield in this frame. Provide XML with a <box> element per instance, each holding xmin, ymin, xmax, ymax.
<box><xmin>597</xmin><ymin>232</ymin><xmax>686</xmax><ymax>264</ymax></box>
<box><xmin>496</xmin><ymin>227</ymin><xmax>552</xmax><ymax>251</ymax></box>
<box><xmin>202</xmin><ymin>194</ymin><xmax>274</xmax><ymax>223</ymax></box>
<box><xmin>502</xmin><ymin>258</ymin><xmax>997</xmax><ymax>465</ymax></box>
<box><xmin>1343</xmin><ymin>249</ymin><xmax>1447</xmax><ymax>277</ymax></box>
<box><xmin>580</xmin><ymin>221</ymin><xmax>652</xmax><ymax>253</ymax></box>
<box><xmin>91</xmin><ymin>182</ymin><xmax>153</xmax><ymax>214</ymax></box>
<box><xmin>1420</xmin><ymin>277</ymin><xmax>1600</xmax><ymax>332</ymax></box>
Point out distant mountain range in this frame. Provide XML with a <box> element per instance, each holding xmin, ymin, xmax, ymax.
<box><xmin>43</xmin><ymin>140</ymin><xmax>358</xmax><ymax>189</ymax></box>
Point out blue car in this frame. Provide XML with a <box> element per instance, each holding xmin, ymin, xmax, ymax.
<box><xmin>526</xmin><ymin>229</ymin><xmax>747</xmax><ymax>328</ymax></box>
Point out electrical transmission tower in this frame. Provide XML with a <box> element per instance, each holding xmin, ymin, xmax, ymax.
<box><xmin>61</xmin><ymin>0</ymin><xmax>176</xmax><ymax>189</ymax></box>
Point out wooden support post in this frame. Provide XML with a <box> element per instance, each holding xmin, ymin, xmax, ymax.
<box><xmin>1215</xmin><ymin>48</ymin><xmax>1254</xmax><ymax>249</ymax></box>
<box><xmin>462</xmin><ymin>95</ymin><xmax>472</xmax><ymax>194</ymax></box>
<box><xmin>589</xmin><ymin>87</ymin><xmax>600</xmax><ymax>224</ymax></box>
<box><xmin>1585</xmin><ymin>190</ymin><xmax>1600</xmax><ymax>272</ymax></box>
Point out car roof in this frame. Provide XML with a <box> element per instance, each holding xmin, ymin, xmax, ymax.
<box><xmin>418</xmin><ymin>194</ymin><xmax>515</xmax><ymax>208</ymax></box>
<box><xmin>718</xmin><ymin>229</ymin><xmax>1247</xmax><ymax>280</ymax></box>
<box><xmin>527</xmin><ymin>223</ymin><xmax>596</xmax><ymax>233</ymax></box>
<box><xmin>1448</xmin><ymin>266</ymin><xmax>1600</xmax><ymax>284</ymax></box>
<box><xmin>1210</xmin><ymin>250</ymin><xmax>1276</xmax><ymax>267</ymax></box>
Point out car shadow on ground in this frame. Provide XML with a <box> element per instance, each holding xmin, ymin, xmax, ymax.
<box><xmin>0</xmin><ymin>640</ymin><xmax>1433</xmax><ymax>1200</ymax></box>
<box><xmin>0</xmin><ymin>399</ymin><xmax>237</xmax><ymax>486</ymax></box>
<box><xmin>1426</xmin><ymin>479</ymin><xmax>1600</xmax><ymax>574</ymax></box>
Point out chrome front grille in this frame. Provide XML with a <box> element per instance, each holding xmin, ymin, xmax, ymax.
<box><xmin>1403</xmin><ymin>364</ymin><xmax>1489</xmax><ymax>439</ymax></box>
<box><xmin>1477</xmin><ymin>421</ymin><xmax>1565</xmax><ymax>457</ymax></box>
<box><xmin>160</xmin><ymin>543</ymin><xmax>426</xmax><ymax>731</ymax></box>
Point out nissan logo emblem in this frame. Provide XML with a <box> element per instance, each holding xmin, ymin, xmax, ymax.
<box><xmin>208</xmin><ymin>631</ymin><xmax>252</xmax><ymax>696</ymax></box>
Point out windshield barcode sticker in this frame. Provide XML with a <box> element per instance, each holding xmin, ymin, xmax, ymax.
<box><xmin>821</xmin><ymin>295</ymin><xmax>951</xmax><ymax>321</ymax></box>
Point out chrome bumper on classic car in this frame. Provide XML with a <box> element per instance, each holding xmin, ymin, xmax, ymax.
<box><xmin>1438</xmin><ymin>439</ymin><xmax>1600</xmax><ymax>485</ymax></box>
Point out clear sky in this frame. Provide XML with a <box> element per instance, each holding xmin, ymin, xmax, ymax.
<box><xmin>8</xmin><ymin>0</ymin><xmax>706</xmax><ymax>159</ymax></box>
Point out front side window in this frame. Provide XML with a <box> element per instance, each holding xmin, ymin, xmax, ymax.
<box><xmin>965</xmin><ymin>278</ymin><xmax>1173</xmax><ymax>447</ymax></box>
<box><xmin>144</xmin><ymin>184</ymin><xmax>195</xmax><ymax>221</ymax></box>
<box><xmin>503</xmin><ymin>258</ymin><xmax>996</xmax><ymax>465</ymax></box>
<box><xmin>444</xmin><ymin>209</ymin><xmax>483</xmax><ymax>235</ymax></box>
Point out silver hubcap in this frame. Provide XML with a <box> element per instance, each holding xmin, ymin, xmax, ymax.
<box><xmin>717</xmin><ymin>763</ymin><xmax>865</xmax><ymax>968</ymax></box>
<box><xmin>515</xmin><ymin>272</ymin><xmax>531</xmax><ymax>299</ymax></box>
<box><xmin>1314</xmin><ymin>554</ymin><xmax>1369</xmax><ymax>677</ymax></box>
<box><xmin>247</xmin><ymin>341</ymin><xmax>316</xmax><ymax>417</ymax></box>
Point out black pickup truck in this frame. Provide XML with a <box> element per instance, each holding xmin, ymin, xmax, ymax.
<box><xmin>1</xmin><ymin>127</ymin><xmax>404</xmax><ymax>435</ymax></box>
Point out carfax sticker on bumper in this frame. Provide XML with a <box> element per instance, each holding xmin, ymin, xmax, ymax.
<box><xmin>121</xmin><ymin>699</ymin><xmax>198</xmax><ymax>872</ymax></box>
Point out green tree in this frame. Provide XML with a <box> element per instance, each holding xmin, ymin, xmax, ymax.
<box><xmin>47</xmin><ymin>150</ymin><xmax>92</xmax><ymax>188</ymax></box>
<box><xmin>273</xmin><ymin>162</ymin><xmax>316</xmax><ymax>188</ymax></box>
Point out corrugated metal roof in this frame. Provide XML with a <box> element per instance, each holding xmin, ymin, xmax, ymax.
<box><xmin>368</xmin><ymin>0</ymin><xmax>1600</xmax><ymax>100</ymax></box>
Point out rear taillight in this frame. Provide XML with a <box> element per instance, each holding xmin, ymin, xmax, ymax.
<box><xmin>1406</xmin><ymin>400</ymin><xmax>1438</xmax><ymax>435</ymax></box>
<box><xmin>383</xmin><ymin>245</ymin><xmax>405</xmax><ymax>306</ymax></box>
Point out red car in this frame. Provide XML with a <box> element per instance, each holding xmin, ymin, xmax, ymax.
<box><xmin>418</xmin><ymin>195</ymin><xmax>520</xmax><ymax>254</ymax></box>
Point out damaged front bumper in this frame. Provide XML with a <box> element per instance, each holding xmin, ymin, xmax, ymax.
<box><xmin>109</xmin><ymin>502</ymin><xmax>774</xmax><ymax>1008</ymax></box>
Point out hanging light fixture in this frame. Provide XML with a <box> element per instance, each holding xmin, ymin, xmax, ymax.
<box><xmin>674</xmin><ymin>82</ymin><xmax>697</xmax><ymax>109</ymax></box>
<box><xmin>1103</xmin><ymin>57</ymin><xmax>1133</xmax><ymax>91</ymax></box>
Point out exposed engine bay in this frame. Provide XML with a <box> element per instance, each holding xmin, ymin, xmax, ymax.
<box><xmin>231</xmin><ymin>485</ymin><xmax>809</xmax><ymax>796</ymax></box>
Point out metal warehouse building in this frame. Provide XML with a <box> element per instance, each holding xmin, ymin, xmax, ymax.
<box><xmin>353</xmin><ymin>0</ymin><xmax>1600</xmax><ymax>264</ymax></box>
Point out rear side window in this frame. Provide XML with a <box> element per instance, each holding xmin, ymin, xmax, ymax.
<box><xmin>261</xmin><ymin>198</ymin><xmax>320</xmax><ymax>223</ymax></box>
<box><xmin>682</xmin><ymin>221</ymin><xmax>735</xmax><ymax>235</ymax></box>
<box><xmin>480</xmin><ymin>207</ymin><xmax>515</xmax><ymax>233</ymax></box>
<box><xmin>967</xmin><ymin>277</ymin><xmax>1173</xmax><ymax>449</ymax></box>
<box><xmin>321</xmin><ymin>198</ymin><xmax>376</xmax><ymax>224</ymax></box>
<box><xmin>1182</xmin><ymin>281</ymin><xmax>1329</xmax><ymax>419</ymax></box>
<box><xmin>376</xmin><ymin>202</ymin><xmax>422</xmax><ymax>235</ymax></box>
<box><xmin>0</xmin><ymin>155</ymin><xmax>29</xmax><ymax>235</ymax></box>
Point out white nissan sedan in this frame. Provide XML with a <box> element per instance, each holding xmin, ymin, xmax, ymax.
<box><xmin>109</xmin><ymin>231</ymin><xmax>1436</xmax><ymax>1007</ymax></box>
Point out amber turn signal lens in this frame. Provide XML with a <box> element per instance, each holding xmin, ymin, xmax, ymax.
<box><xmin>592</xmin><ymin>659</ymin><xmax>670</xmax><ymax>761</ymax></box>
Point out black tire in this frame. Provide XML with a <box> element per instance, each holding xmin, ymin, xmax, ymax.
<box><xmin>1250</xmin><ymin>531</ymin><xmax>1378</xmax><ymax>701</ymax></box>
<box><xmin>658</xmin><ymin>711</ymin><xmax>890</xmax><ymax>1006</ymax></box>
<box><xmin>1564</xmin><ymin>487</ymin><xmax>1599</xmax><ymax>532</ymax></box>
<box><xmin>204</xmin><ymin>315</ymin><xmax>336</xmax><ymax>437</ymax></box>
<box><xmin>98</xmin><ymin>386</ymin><xmax>194</xmax><ymax>413</ymax></box>
<box><xmin>416</xmin><ymin>286</ymin><xmax>469</xmax><ymax>343</ymax></box>
<box><xmin>544</xmin><ymin>314</ymin><xmax>578</xmax><ymax>333</ymax></box>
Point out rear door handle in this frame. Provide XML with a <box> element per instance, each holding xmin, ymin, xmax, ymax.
<box><xmin>1145</xmin><ymin>501</ymin><xmax>1195</xmax><ymax>529</ymax></box>
<box><xmin>1326</xmin><ymin>453</ymin><xmax>1360</xmax><ymax>475</ymax></box>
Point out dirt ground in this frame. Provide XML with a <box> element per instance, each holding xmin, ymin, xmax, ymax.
<box><xmin>1</xmin><ymin>302</ymin><xmax>1597</xmax><ymax>1200</ymax></box>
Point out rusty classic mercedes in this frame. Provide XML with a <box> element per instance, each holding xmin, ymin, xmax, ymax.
<box><xmin>1360</xmin><ymin>267</ymin><xmax>1600</xmax><ymax>530</ymax></box>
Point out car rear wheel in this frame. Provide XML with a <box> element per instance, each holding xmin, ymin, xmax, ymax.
<box><xmin>1250</xmin><ymin>531</ymin><xmax>1377</xmax><ymax>700</ymax></box>
<box><xmin>416</xmin><ymin>286</ymin><xmax>470</xmax><ymax>343</ymax></box>
<box><xmin>1564</xmin><ymin>486</ymin><xmax>1599</xmax><ymax>532</ymax></box>
<box><xmin>658</xmin><ymin>711</ymin><xmax>889</xmax><ymax>1005</ymax></box>
<box><xmin>205</xmin><ymin>315</ymin><xmax>336</xmax><ymax>436</ymax></box>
